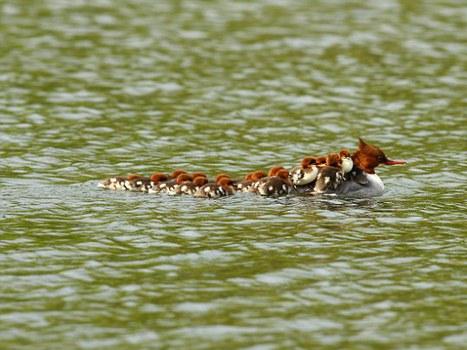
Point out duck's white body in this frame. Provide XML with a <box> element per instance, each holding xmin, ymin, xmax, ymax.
<box><xmin>335</xmin><ymin>172</ymin><xmax>385</xmax><ymax>197</ymax></box>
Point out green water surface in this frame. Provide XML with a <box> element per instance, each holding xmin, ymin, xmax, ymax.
<box><xmin>0</xmin><ymin>1</ymin><xmax>466</xmax><ymax>349</ymax></box>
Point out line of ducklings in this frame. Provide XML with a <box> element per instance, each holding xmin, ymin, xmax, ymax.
<box><xmin>98</xmin><ymin>149</ymin><xmax>353</xmax><ymax>198</ymax></box>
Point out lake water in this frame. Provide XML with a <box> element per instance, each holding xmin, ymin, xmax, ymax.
<box><xmin>0</xmin><ymin>1</ymin><xmax>466</xmax><ymax>349</ymax></box>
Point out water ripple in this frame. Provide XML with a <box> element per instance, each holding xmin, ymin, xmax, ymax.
<box><xmin>0</xmin><ymin>0</ymin><xmax>466</xmax><ymax>349</ymax></box>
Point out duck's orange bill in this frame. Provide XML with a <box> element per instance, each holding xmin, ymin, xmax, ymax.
<box><xmin>384</xmin><ymin>159</ymin><xmax>406</xmax><ymax>165</ymax></box>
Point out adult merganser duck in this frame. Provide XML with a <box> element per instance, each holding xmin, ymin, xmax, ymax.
<box><xmin>332</xmin><ymin>138</ymin><xmax>406</xmax><ymax>197</ymax></box>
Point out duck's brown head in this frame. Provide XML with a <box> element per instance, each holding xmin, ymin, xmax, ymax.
<box><xmin>352</xmin><ymin>138</ymin><xmax>406</xmax><ymax>174</ymax></box>
<box><xmin>251</xmin><ymin>170</ymin><xmax>266</xmax><ymax>181</ymax></box>
<box><xmin>268</xmin><ymin>166</ymin><xmax>286</xmax><ymax>177</ymax></box>
<box><xmin>176</xmin><ymin>173</ymin><xmax>193</xmax><ymax>184</ymax></box>
<box><xmin>316</xmin><ymin>156</ymin><xmax>327</xmax><ymax>165</ymax></box>
<box><xmin>150</xmin><ymin>172</ymin><xmax>168</xmax><ymax>183</ymax></box>
<box><xmin>339</xmin><ymin>149</ymin><xmax>351</xmax><ymax>158</ymax></box>
<box><xmin>326</xmin><ymin>153</ymin><xmax>341</xmax><ymax>167</ymax></box>
<box><xmin>301</xmin><ymin>156</ymin><xmax>318</xmax><ymax>168</ymax></box>
<box><xmin>193</xmin><ymin>176</ymin><xmax>208</xmax><ymax>187</ymax></box>
<box><xmin>127</xmin><ymin>173</ymin><xmax>143</xmax><ymax>181</ymax></box>
<box><xmin>276</xmin><ymin>169</ymin><xmax>290</xmax><ymax>180</ymax></box>
<box><xmin>191</xmin><ymin>172</ymin><xmax>207</xmax><ymax>179</ymax></box>
<box><xmin>218</xmin><ymin>177</ymin><xmax>234</xmax><ymax>188</ymax></box>
<box><xmin>171</xmin><ymin>169</ymin><xmax>187</xmax><ymax>179</ymax></box>
<box><xmin>215</xmin><ymin>173</ymin><xmax>231</xmax><ymax>183</ymax></box>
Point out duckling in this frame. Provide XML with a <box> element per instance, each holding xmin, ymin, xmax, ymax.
<box><xmin>99</xmin><ymin>173</ymin><xmax>144</xmax><ymax>191</ymax></box>
<box><xmin>194</xmin><ymin>176</ymin><xmax>235</xmax><ymax>198</ymax></box>
<box><xmin>313</xmin><ymin>153</ymin><xmax>346</xmax><ymax>194</ymax></box>
<box><xmin>191</xmin><ymin>172</ymin><xmax>208</xmax><ymax>180</ymax></box>
<box><xmin>251</xmin><ymin>166</ymin><xmax>285</xmax><ymax>192</ymax></box>
<box><xmin>179</xmin><ymin>175</ymin><xmax>209</xmax><ymax>195</ymax></box>
<box><xmin>166</xmin><ymin>173</ymin><xmax>193</xmax><ymax>195</ymax></box>
<box><xmin>316</xmin><ymin>156</ymin><xmax>327</xmax><ymax>166</ymax></box>
<box><xmin>147</xmin><ymin>173</ymin><xmax>169</xmax><ymax>193</ymax></box>
<box><xmin>255</xmin><ymin>168</ymin><xmax>291</xmax><ymax>197</ymax></box>
<box><xmin>291</xmin><ymin>157</ymin><xmax>319</xmax><ymax>186</ymax></box>
<box><xmin>235</xmin><ymin>170</ymin><xmax>266</xmax><ymax>192</ymax></box>
<box><xmin>339</xmin><ymin>149</ymin><xmax>354</xmax><ymax>174</ymax></box>
<box><xmin>326</xmin><ymin>153</ymin><xmax>341</xmax><ymax>167</ymax></box>
<box><xmin>153</xmin><ymin>170</ymin><xmax>188</xmax><ymax>193</ymax></box>
<box><xmin>98</xmin><ymin>175</ymin><xmax>127</xmax><ymax>190</ymax></box>
<box><xmin>124</xmin><ymin>174</ymin><xmax>154</xmax><ymax>192</ymax></box>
